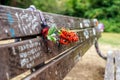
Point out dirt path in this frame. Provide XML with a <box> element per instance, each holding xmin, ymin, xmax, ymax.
<box><xmin>64</xmin><ymin>44</ymin><xmax>119</xmax><ymax>80</ymax></box>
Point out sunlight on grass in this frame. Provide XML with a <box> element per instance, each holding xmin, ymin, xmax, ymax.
<box><xmin>99</xmin><ymin>32</ymin><xmax>120</xmax><ymax>48</ymax></box>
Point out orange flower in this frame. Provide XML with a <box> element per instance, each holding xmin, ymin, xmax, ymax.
<box><xmin>59</xmin><ymin>28</ymin><xmax>79</xmax><ymax>45</ymax></box>
<box><xmin>60</xmin><ymin>33</ymin><xmax>66</xmax><ymax>39</ymax></box>
<box><xmin>59</xmin><ymin>38</ymin><xmax>69</xmax><ymax>45</ymax></box>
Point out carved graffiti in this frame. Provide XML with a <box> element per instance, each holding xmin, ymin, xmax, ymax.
<box><xmin>45</xmin><ymin>15</ymin><xmax>56</xmax><ymax>27</ymax></box>
<box><xmin>16</xmin><ymin>40</ymin><xmax>42</xmax><ymax>68</ymax></box>
<box><xmin>83</xmin><ymin>29</ymin><xmax>89</xmax><ymax>39</ymax></box>
<box><xmin>83</xmin><ymin>19</ymin><xmax>90</xmax><ymax>27</ymax></box>
<box><xmin>15</xmin><ymin>10</ymin><xmax>39</xmax><ymax>34</ymax></box>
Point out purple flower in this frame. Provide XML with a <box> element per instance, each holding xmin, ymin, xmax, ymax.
<box><xmin>98</xmin><ymin>23</ymin><xmax>104</xmax><ymax>32</ymax></box>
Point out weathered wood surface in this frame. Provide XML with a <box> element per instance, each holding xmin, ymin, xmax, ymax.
<box><xmin>0</xmin><ymin>5</ymin><xmax>101</xmax><ymax>80</ymax></box>
<box><xmin>104</xmin><ymin>50</ymin><xmax>120</xmax><ymax>80</ymax></box>
<box><xmin>104</xmin><ymin>51</ymin><xmax>114</xmax><ymax>80</ymax></box>
<box><xmin>0</xmin><ymin>37</ymin><xmax>45</xmax><ymax>80</ymax></box>
<box><xmin>23</xmin><ymin>37</ymin><xmax>94</xmax><ymax>80</ymax></box>
<box><xmin>43</xmin><ymin>12</ymin><xmax>97</xmax><ymax>29</ymax></box>
<box><xmin>115</xmin><ymin>50</ymin><xmax>120</xmax><ymax>80</ymax></box>
<box><xmin>0</xmin><ymin>5</ymin><xmax>99</xmax><ymax>40</ymax></box>
<box><xmin>0</xmin><ymin>5</ymin><xmax>41</xmax><ymax>40</ymax></box>
<box><xmin>0</xmin><ymin>27</ymin><xmax>96</xmax><ymax>80</ymax></box>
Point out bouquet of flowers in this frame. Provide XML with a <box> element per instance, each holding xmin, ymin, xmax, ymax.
<box><xmin>41</xmin><ymin>25</ymin><xmax>79</xmax><ymax>45</ymax></box>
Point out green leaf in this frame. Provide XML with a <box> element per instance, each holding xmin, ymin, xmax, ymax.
<box><xmin>47</xmin><ymin>35</ymin><xmax>57</xmax><ymax>42</ymax></box>
<box><xmin>48</xmin><ymin>24</ymin><xmax>57</xmax><ymax>35</ymax></box>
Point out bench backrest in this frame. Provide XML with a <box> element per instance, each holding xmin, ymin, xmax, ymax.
<box><xmin>0</xmin><ymin>5</ymin><xmax>101</xmax><ymax>80</ymax></box>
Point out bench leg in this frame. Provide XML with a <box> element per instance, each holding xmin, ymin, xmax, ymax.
<box><xmin>94</xmin><ymin>40</ymin><xmax>107</xmax><ymax>60</ymax></box>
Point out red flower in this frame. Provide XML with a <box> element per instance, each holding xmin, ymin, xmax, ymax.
<box><xmin>59</xmin><ymin>38</ymin><xmax>69</xmax><ymax>45</ymax></box>
<box><xmin>59</xmin><ymin>28</ymin><xmax>79</xmax><ymax>45</ymax></box>
<box><xmin>41</xmin><ymin>27</ymin><xmax>49</xmax><ymax>37</ymax></box>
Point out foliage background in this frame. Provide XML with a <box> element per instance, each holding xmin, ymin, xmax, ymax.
<box><xmin>0</xmin><ymin>0</ymin><xmax>120</xmax><ymax>33</ymax></box>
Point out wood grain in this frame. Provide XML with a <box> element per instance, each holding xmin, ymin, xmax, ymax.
<box><xmin>0</xmin><ymin>37</ymin><xmax>45</xmax><ymax>80</ymax></box>
<box><xmin>104</xmin><ymin>51</ymin><xmax>114</xmax><ymax>80</ymax></box>
<box><xmin>23</xmin><ymin>38</ymin><xmax>94</xmax><ymax>80</ymax></box>
<box><xmin>115</xmin><ymin>50</ymin><xmax>120</xmax><ymax>80</ymax></box>
<box><xmin>0</xmin><ymin>5</ymin><xmax>41</xmax><ymax>40</ymax></box>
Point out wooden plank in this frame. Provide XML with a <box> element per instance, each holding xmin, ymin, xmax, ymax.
<box><xmin>0</xmin><ymin>39</ymin><xmax>15</xmax><ymax>45</ymax></box>
<box><xmin>114</xmin><ymin>50</ymin><xmax>120</xmax><ymax>80</ymax></box>
<box><xmin>23</xmin><ymin>38</ymin><xmax>94</xmax><ymax>80</ymax></box>
<box><xmin>0</xmin><ymin>5</ymin><xmax>98</xmax><ymax>40</ymax></box>
<box><xmin>0</xmin><ymin>37</ymin><xmax>46</xmax><ymax>80</ymax></box>
<box><xmin>0</xmin><ymin>5</ymin><xmax>42</xmax><ymax>40</ymax></box>
<box><xmin>43</xmin><ymin>12</ymin><xmax>97</xmax><ymax>29</ymax></box>
<box><xmin>104</xmin><ymin>51</ymin><xmax>114</xmax><ymax>80</ymax></box>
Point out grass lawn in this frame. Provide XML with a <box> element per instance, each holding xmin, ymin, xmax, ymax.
<box><xmin>99</xmin><ymin>32</ymin><xmax>120</xmax><ymax>48</ymax></box>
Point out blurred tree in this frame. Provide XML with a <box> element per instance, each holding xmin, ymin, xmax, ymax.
<box><xmin>64</xmin><ymin>0</ymin><xmax>120</xmax><ymax>33</ymax></box>
<box><xmin>32</xmin><ymin>0</ymin><xmax>67</xmax><ymax>14</ymax></box>
<box><xmin>0</xmin><ymin>0</ymin><xmax>120</xmax><ymax>33</ymax></box>
<box><xmin>0</xmin><ymin>0</ymin><xmax>32</xmax><ymax>8</ymax></box>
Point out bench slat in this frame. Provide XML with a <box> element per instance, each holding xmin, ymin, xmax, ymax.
<box><xmin>0</xmin><ymin>5</ymin><xmax>42</xmax><ymax>40</ymax></box>
<box><xmin>104</xmin><ymin>51</ymin><xmax>114</xmax><ymax>80</ymax></box>
<box><xmin>0</xmin><ymin>37</ymin><xmax>46</xmax><ymax>80</ymax></box>
<box><xmin>23</xmin><ymin>38</ymin><xmax>94</xmax><ymax>80</ymax></box>
<box><xmin>43</xmin><ymin>12</ymin><xmax>96</xmax><ymax>29</ymax></box>
<box><xmin>0</xmin><ymin>5</ymin><xmax>98</xmax><ymax>40</ymax></box>
<box><xmin>115</xmin><ymin>50</ymin><xmax>120</xmax><ymax>80</ymax></box>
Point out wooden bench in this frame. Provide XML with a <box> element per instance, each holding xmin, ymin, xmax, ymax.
<box><xmin>104</xmin><ymin>50</ymin><xmax>120</xmax><ymax>80</ymax></box>
<box><xmin>0</xmin><ymin>5</ymin><xmax>101</xmax><ymax>80</ymax></box>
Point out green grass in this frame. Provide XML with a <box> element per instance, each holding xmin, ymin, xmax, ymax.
<box><xmin>99</xmin><ymin>32</ymin><xmax>120</xmax><ymax>48</ymax></box>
